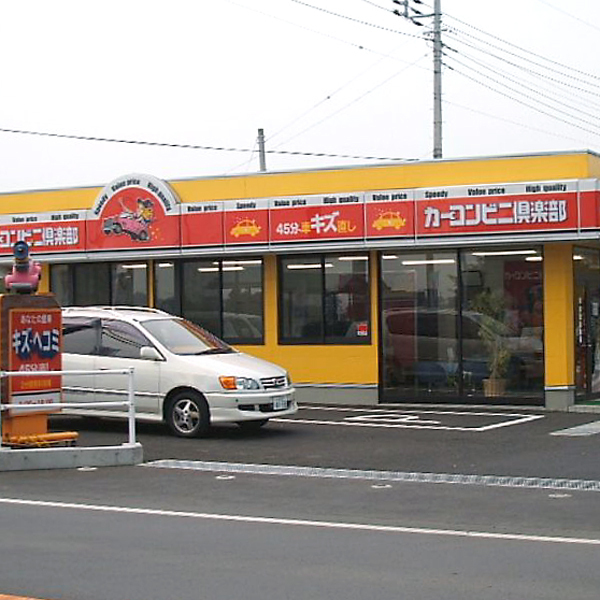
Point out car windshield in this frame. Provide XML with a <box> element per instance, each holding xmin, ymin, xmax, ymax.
<box><xmin>141</xmin><ymin>318</ymin><xmax>235</xmax><ymax>355</ymax></box>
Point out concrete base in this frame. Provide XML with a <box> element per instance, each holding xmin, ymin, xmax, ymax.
<box><xmin>0</xmin><ymin>443</ymin><xmax>143</xmax><ymax>472</ymax></box>
<box><xmin>295</xmin><ymin>385</ymin><xmax>378</xmax><ymax>406</ymax></box>
<box><xmin>544</xmin><ymin>386</ymin><xmax>575</xmax><ymax>411</ymax></box>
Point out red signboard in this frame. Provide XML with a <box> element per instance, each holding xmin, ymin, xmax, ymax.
<box><xmin>0</xmin><ymin>211</ymin><xmax>86</xmax><ymax>256</ymax></box>
<box><xmin>224</xmin><ymin>199</ymin><xmax>269</xmax><ymax>245</ymax></box>
<box><xmin>3</xmin><ymin>176</ymin><xmax>600</xmax><ymax>253</ymax></box>
<box><xmin>578</xmin><ymin>179</ymin><xmax>600</xmax><ymax>230</ymax></box>
<box><xmin>415</xmin><ymin>182</ymin><xmax>579</xmax><ymax>236</ymax></box>
<box><xmin>269</xmin><ymin>194</ymin><xmax>364</xmax><ymax>242</ymax></box>
<box><xmin>181</xmin><ymin>202</ymin><xmax>224</xmax><ymax>247</ymax></box>
<box><xmin>8</xmin><ymin>308</ymin><xmax>62</xmax><ymax>414</ymax></box>
<box><xmin>87</xmin><ymin>174</ymin><xmax>181</xmax><ymax>250</ymax></box>
<box><xmin>365</xmin><ymin>190</ymin><xmax>414</xmax><ymax>238</ymax></box>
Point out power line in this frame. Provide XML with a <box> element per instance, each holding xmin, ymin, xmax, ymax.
<box><xmin>222</xmin><ymin>0</ymin><xmax>396</xmax><ymax>57</ymax></box>
<box><xmin>267</xmin><ymin>37</ymin><xmax>425</xmax><ymax>145</ymax></box>
<box><xmin>532</xmin><ymin>0</ymin><xmax>600</xmax><ymax>34</ymax></box>
<box><xmin>447</xmin><ymin>43</ymin><xmax>600</xmax><ymax>110</ymax></box>
<box><xmin>444</xmin><ymin>98</ymin><xmax>593</xmax><ymax>146</ymax></box>
<box><xmin>446</xmin><ymin>51</ymin><xmax>600</xmax><ymax>122</ymax></box>
<box><xmin>448</xmin><ymin>65</ymin><xmax>600</xmax><ymax>138</ymax></box>
<box><xmin>0</xmin><ymin>126</ymin><xmax>409</xmax><ymax>162</ymax></box>
<box><xmin>272</xmin><ymin>52</ymin><xmax>429</xmax><ymax>149</ymax></box>
<box><xmin>287</xmin><ymin>0</ymin><xmax>422</xmax><ymax>39</ymax></box>
<box><xmin>444</xmin><ymin>13</ymin><xmax>600</xmax><ymax>88</ymax></box>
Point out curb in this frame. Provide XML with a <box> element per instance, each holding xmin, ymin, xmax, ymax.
<box><xmin>0</xmin><ymin>443</ymin><xmax>143</xmax><ymax>472</ymax></box>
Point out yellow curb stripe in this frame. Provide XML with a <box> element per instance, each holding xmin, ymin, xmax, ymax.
<box><xmin>0</xmin><ymin>594</ymin><xmax>53</xmax><ymax>600</ymax></box>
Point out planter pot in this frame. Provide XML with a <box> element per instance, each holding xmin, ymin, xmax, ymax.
<box><xmin>483</xmin><ymin>378</ymin><xmax>507</xmax><ymax>397</ymax></box>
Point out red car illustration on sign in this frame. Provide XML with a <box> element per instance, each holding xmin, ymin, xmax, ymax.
<box><xmin>102</xmin><ymin>198</ymin><xmax>155</xmax><ymax>242</ymax></box>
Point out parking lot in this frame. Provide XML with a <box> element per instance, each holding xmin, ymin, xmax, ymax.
<box><xmin>41</xmin><ymin>403</ymin><xmax>600</xmax><ymax>481</ymax></box>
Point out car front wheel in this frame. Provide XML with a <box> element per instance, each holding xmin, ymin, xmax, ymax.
<box><xmin>166</xmin><ymin>391</ymin><xmax>210</xmax><ymax>438</ymax></box>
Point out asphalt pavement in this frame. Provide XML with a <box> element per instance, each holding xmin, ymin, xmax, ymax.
<box><xmin>2</xmin><ymin>403</ymin><xmax>600</xmax><ymax>600</ymax></box>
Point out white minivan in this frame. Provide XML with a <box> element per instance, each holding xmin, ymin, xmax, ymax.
<box><xmin>61</xmin><ymin>306</ymin><xmax>297</xmax><ymax>437</ymax></box>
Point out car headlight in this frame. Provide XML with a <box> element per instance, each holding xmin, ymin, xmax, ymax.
<box><xmin>219</xmin><ymin>376</ymin><xmax>260</xmax><ymax>391</ymax></box>
<box><xmin>285</xmin><ymin>372</ymin><xmax>293</xmax><ymax>386</ymax></box>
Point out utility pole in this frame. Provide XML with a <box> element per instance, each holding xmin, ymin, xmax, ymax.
<box><xmin>393</xmin><ymin>0</ymin><xmax>443</xmax><ymax>158</ymax></box>
<box><xmin>432</xmin><ymin>0</ymin><xmax>442</xmax><ymax>158</ymax></box>
<box><xmin>257</xmin><ymin>128</ymin><xmax>267</xmax><ymax>172</ymax></box>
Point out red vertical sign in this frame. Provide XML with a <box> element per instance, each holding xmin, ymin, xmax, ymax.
<box><xmin>8</xmin><ymin>308</ymin><xmax>62</xmax><ymax>414</ymax></box>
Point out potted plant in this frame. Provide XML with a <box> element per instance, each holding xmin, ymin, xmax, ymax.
<box><xmin>470</xmin><ymin>290</ymin><xmax>511</xmax><ymax>397</ymax></box>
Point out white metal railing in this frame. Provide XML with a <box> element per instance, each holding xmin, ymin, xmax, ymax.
<box><xmin>0</xmin><ymin>368</ymin><xmax>136</xmax><ymax>448</ymax></box>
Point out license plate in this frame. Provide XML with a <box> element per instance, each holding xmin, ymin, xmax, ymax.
<box><xmin>272</xmin><ymin>397</ymin><xmax>288</xmax><ymax>411</ymax></box>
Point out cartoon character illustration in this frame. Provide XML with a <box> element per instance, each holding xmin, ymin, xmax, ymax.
<box><xmin>103</xmin><ymin>197</ymin><xmax>155</xmax><ymax>242</ymax></box>
<box><xmin>136</xmin><ymin>198</ymin><xmax>154</xmax><ymax>224</ymax></box>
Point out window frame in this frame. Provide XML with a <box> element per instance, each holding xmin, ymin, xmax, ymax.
<box><xmin>278</xmin><ymin>252</ymin><xmax>372</xmax><ymax>345</ymax></box>
<box><xmin>180</xmin><ymin>256</ymin><xmax>265</xmax><ymax>345</ymax></box>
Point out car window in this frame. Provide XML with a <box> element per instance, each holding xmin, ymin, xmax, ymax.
<box><xmin>142</xmin><ymin>318</ymin><xmax>234</xmax><ymax>355</ymax></box>
<box><xmin>100</xmin><ymin>319</ymin><xmax>152</xmax><ymax>359</ymax></box>
<box><xmin>63</xmin><ymin>317</ymin><xmax>101</xmax><ymax>355</ymax></box>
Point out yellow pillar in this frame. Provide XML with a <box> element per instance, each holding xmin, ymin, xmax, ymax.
<box><xmin>543</xmin><ymin>243</ymin><xmax>575</xmax><ymax>409</ymax></box>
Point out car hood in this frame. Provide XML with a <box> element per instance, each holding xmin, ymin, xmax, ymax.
<box><xmin>174</xmin><ymin>351</ymin><xmax>287</xmax><ymax>378</ymax></box>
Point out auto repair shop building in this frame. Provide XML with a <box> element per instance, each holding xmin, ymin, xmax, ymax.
<box><xmin>1</xmin><ymin>149</ymin><xmax>600</xmax><ymax>410</ymax></box>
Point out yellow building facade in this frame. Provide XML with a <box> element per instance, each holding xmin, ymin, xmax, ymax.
<box><xmin>2</xmin><ymin>150</ymin><xmax>600</xmax><ymax>409</ymax></box>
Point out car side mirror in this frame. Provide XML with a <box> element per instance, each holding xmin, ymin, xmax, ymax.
<box><xmin>140</xmin><ymin>346</ymin><xmax>162</xmax><ymax>361</ymax></box>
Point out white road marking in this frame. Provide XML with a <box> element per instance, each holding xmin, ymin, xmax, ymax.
<box><xmin>346</xmin><ymin>414</ymin><xmax>442</xmax><ymax>425</ymax></box>
<box><xmin>551</xmin><ymin>421</ymin><xmax>600</xmax><ymax>436</ymax></box>
<box><xmin>298</xmin><ymin>406</ymin><xmax>540</xmax><ymax>417</ymax></box>
<box><xmin>143</xmin><ymin>460</ymin><xmax>600</xmax><ymax>492</ymax></box>
<box><xmin>272</xmin><ymin>413</ymin><xmax>544</xmax><ymax>431</ymax></box>
<box><xmin>1</xmin><ymin>496</ymin><xmax>599</xmax><ymax>546</ymax></box>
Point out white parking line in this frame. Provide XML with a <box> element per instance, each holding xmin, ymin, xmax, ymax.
<box><xmin>272</xmin><ymin>412</ymin><xmax>544</xmax><ymax>431</ymax></box>
<box><xmin>1</xmin><ymin>496</ymin><xmax>599</xmax><ymax>546</ymax></box>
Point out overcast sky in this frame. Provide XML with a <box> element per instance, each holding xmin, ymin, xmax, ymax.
<box><xmin>0</xmin><ymin>0</ymin><xmax>599</xmax><ymax>194</ymax></box>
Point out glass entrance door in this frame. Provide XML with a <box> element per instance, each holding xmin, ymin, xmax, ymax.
<box><xmin>380</xmin><ymin>251</ymin><xmax>459</xmax><ymax>399</ymax></box>
<box><xmin>574</xmin><ymin>248</ymin><xmax>600</xmax><ymax>399</ymax></box>
<box><xmin>380</xmin><ymin>248</ymin><xmax>545</xmax><ymax>404</ymax></box>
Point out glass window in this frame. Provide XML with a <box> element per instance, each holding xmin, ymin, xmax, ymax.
<box><xmin>74</xmin><ymin>263</ymin><xmax>110</xmax><ymax>306</ymax></box>
<box><xmin>63</xmin><ymin>317</ymin><xmax>100</xmax><ymax>355</ymax></box>
<box><xmin>279</xmin><ymin>253</ymin><xmax>370</xmax><ymax>344</ymax></box>
<box><xmin>222</xmin><ymin>259</ymin><xmax>263</xmax><ymax>343</ymax></box>
<box><xmin>112</xmin><ymin>263</ymin><xmax>148</xmax><ymax>306</ymax></box>
<box><xmin>381</xmin><ymin>248</ymin><xmax>544</xmax><ymax>403</ymax></box>
<box><xmin>461</xmin><ymin>248</ymin><xmax>543</xmax><ymax>399</ymax></box>
<box><xmin>181</xmin><ymin>258</ymin><xmax>264</xmax><ymax>344</ymax></box>
<box><xmin>380</xmin><ymin>251</ymin><xmax>458</xmax><ymax>396</ymax></box>
<box><xmin>325</xmin><ymin>255</ymin><xmax>370</xmax><ymax>339</ymax></box>
<box><xmin>50</xmin><ymin>264</ymin><xmax>73</xmax><ymax>306</ymax></box>
<box><xmin>100</xmin><ymin>319</ymin><xmax>151</xmax><ymax>359</ymax></box>
<box><xmin>573</xmin><ymin>247</ymin><xmax>600</xmax><ymax>399</ymax></box>
<box><xmin>154</xmin><ymin>261</ymin><xmax>179</xmax><ymax>315</ymax></box>
<box><xmin>182</xmin><ymin>259</ymin><xmax>221</xmax><ymax>335</ymax></box>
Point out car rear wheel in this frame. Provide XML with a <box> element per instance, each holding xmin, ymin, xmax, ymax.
<box><xmin>166</xmin><ymin>391</ymin><xmax>209</xmax><ymax>438</ymax></box>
